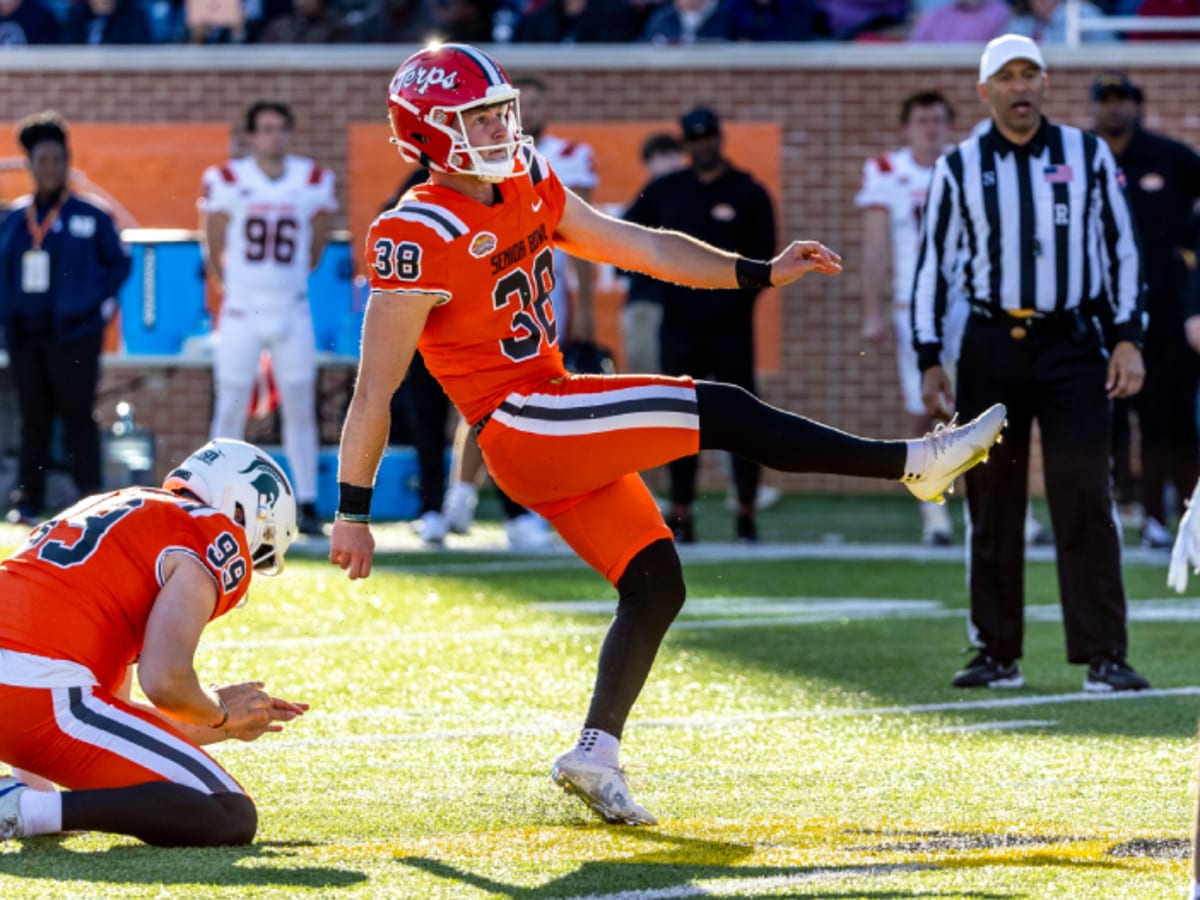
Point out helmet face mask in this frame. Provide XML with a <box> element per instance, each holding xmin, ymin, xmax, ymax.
<box><xmin>388</xmin><ymin>44</ymin><xmax>532</xmax><ymax>183</ymax></box>
<box><xmin>163</xmin><ymin>439</ymin><xmax>298</xmax><ymax>576</ymax></box>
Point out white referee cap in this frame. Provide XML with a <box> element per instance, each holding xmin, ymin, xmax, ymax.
<box><xmin>979</xmin><ymin>34</ymin><xmax>1046</xmax><ymax>82</ymax></box>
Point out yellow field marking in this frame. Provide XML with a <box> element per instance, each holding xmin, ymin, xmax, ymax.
<box><xmin>301</xmin><ymin>817</ymin><xmax>1187</xmax><ymax>880</ymax></box>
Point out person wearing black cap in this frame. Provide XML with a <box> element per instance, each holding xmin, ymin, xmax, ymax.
<box><xmin>624</xmin><ymin>105</ymin><xmax>776</xmax><ymax>544</ymax></box>
<box><xmin>1091</xmin><ymin>71</ymin><xmax>1200</xmax><ymax>551</ymax></box>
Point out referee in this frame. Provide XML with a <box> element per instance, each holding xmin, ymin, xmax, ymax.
<box><xmin>911</xmin><ymin>35</ymin><xmax>1150</xmax><ymax>692</ymax></box>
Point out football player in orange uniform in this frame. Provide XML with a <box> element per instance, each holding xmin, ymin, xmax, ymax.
<box><xmin>0</xmin><ymin>439</ymin><xmax>306</xmax><ymax>846</ymax></box>
<box><xmin>329</xmin><ymin>43</ymin><xmax>1007</xmax><ymax>826</ymax></box>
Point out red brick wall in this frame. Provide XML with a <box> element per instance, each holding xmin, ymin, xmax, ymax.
<box><xmin>7</xmin><ymin>50</ymin><xmax>1193</xmax><ymax>490</ymax></box>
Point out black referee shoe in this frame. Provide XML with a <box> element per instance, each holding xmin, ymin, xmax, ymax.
<box><xmin>1083</xmin><ymin>656</ymin><xmax>1150</xmax><ymax>692</ymax></box>
<box><xmin>951</xmin><ymin>652</ymin><xmax>1024</xmax><ymax>689</ymax></box>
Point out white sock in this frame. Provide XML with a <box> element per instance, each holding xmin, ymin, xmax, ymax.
<box><xmin>1190</xmin><ymin>879</ymin><xmax>1200</xmax><ymax>900</ymax></box>
<box><xmin>19</xmin><ymin>789</ymin><xmax>63</xmax><ymax>836</ymax></box>
<box><xmin>903</xmin><ymin>439</ymin><xmax>929</xmax><ymax>480</ymax></box>
<box><xmin>576</xmin><ymin>728</ymin><xmax>620</xmax><ymax>767</ymax></box>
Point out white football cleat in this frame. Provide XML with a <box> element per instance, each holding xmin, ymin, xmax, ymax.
<box><xmin>413</xmin><ymin>510</ymin><xmax>448</xmax><ymax>546</ymax></box>
<box><xmin>903</xmin><ymin>404</ymin><xmax>1007</xmax><ymax>505</ymax></box>
<box><xmin>551</xmin><ymin>749</ymin><xmax>657</xmax><ymax>826</ymax></box>
<box><xmin>505</xmin><ymin>513</ymin><xmax>555</xmax><ymax>551</ymax></box>
<box><xmin>442</xmin><ymin>482</ymin><xmax>478</xmax><ymax>535</ymax></box>
<box><xmin>0</xmin><ymin>777</ymin><xmax>27</xmax><ymax>840</ymax></box>
<box><xmin>1168</xmin><ymin>480</ymin><xmax>1200</xmax><ymax>593</ymax></box>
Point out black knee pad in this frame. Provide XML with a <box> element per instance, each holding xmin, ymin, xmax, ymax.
<box><xmin>210</xmin><ymin>792</ymin><xmax>258</xmax><ymax>846</ymax></box>
<box><xmin>616</xmin><ymin>538</ymin><xmax>686</xmax><ymax>633</ymax></box>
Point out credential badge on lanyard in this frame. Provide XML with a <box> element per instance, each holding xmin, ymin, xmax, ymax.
<box><xmin>21</xmin><ymin>192</ymin><xmax>68</xmax><ymax>294</ymax></box>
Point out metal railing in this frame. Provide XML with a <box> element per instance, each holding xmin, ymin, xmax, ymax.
<box><xmin>1066</xmin><ymin>0</ymin><xmax>1200</xmax><ymax>47</ymax></box>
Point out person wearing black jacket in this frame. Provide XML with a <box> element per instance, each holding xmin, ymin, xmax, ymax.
<box><xmin>0</xmin><ymin>112</ymin><xmax>131</xmax><ymax>525</ymax></box>
<box><xmin>624</xmin><ymin>106</ymin><xmax>776</xmax><ymax>543</ymax></box>
<box><xmin>1091</xmin><ymin>71</ymin><xmax>1200</xmax><ymax>550</ymax></box>
<box><xmin>62</xmin><ymin>0</ymin><xmax>152</xmax><ymax>44</ymax></box>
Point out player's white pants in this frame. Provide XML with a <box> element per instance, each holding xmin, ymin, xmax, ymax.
<box><xmin>211</xmin><ymin>294</ymin><xmax>319</xmax><ymax>502</ymax></box>
<box><xmin>896</xmin><ymin>297</ymin><xmax>969</xmax><ymax>417</ymax></box>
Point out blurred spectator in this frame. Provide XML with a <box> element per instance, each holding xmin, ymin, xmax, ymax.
<box><xmin>515</xmin><ymin>0</ymin><xmax>639</xmax><ymax>41</ymax></box>
<box><xmin>815</xmin><ymin>0</ymin><xmax>907</xmax><ymax>38</ymax></box>
<box><xmin>260</xmin><ymin>0</ymin><xmax>351</xmax><ymax>40</ymax></box>
<box><xmin>908</xmin><ymin>0</ymin><xmax>1009</xmax><ymax>41</ymax></box>
<box><xmin>426</xmin><ymin>0</ymin><xmax>492</xmax><ymax>41</ymax></box>
<box><xmin>63</xmin><ymin>0</ymin><xmax>153</xmax><ymax>43</ymax></box>
<box><xmin>348</xmin><ymin>0</ymin><xmax>436</xmax><ymax>42</ymax></box>
<box><xmin>185</xmin><ymin>0</ymin><xmax>247</xmax><ymax>42</ymax></box>
<box><xmin>624</xmin><ymin>106</ymin><xmax>776</xmax><ymax>544</ymax></box>
<box><xmin>1091</xmin><ymin>71</ymin><xmax>1200</xmax><ymax>547</ymax></box>
<box><xmin>142</xmin><ymin>0</ymin><xmax>187</xmax><ymax>42</ymax></box>
<box><xmin>621</xmin><ymin>132</ymin><xmax>686</xmax><ymax>375</ymax></box>
<box><xmin>640</xmin><ymin>0</ymin><xmax>730</xmax><ymax>43</ymax></box>
<box><xmin>0</xmin><ymin>0</ymin><xmax>62</xmax><ymax>43</ymax></box>
<box><xmin>0</xmin><ymin>111</ymin><xmax>131</xmax><ymax>525</ymax></box>
<box><xmin>726</xmin><ymin>0</ymin><xmax>813</xmax><ymax>40</ymax></box>
<box><xmin>1130</xmin><ymin>0</ymin><xmax>1200</xmax><ymax>40</ymax></box>
<box><xmin>1008</xmin><ymin>0</ymin><xmax>1117</xmax><ymax>42</ymax></box>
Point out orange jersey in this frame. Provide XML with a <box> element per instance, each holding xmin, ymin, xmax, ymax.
<box><xmin>365</xmin><ymin>148</ymin><xmax>569</xmax><ymax>425</ymax></box>
<box><xmin>0</xmin><ymin>488</ymin><xmax>252</xmax><ymax>694</ymax></box>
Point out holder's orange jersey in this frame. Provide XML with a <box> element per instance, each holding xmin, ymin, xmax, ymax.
<box><xmin>365</xmin><ymin>148</ymin><xmax>570</xmax><ymax>425</ymax></box>
<box><xmin>0</xmin><ymin>488</ymin><xmax>252</xmax><ymax>694</ymax></box>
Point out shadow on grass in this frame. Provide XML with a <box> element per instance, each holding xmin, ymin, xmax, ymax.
<box><xmin>398</xmin><ymin>823</ymin><xmax>1177</xmax><ymax>898</ymax></box>
<box><xmin>397</xmin><ymin>827</ymin><xmax>992</xmax><ymax>899</ymax></box>
<box><xmin>0</xmin><ymin>838</ymin><xmax>367</xmax><ymax>889</ymax></box>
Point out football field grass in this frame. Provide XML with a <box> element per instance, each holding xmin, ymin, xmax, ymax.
<box><xmin>1</xmin><ymin>492</ymin><xmax>1197</xmax><ymax>899</ymax></box>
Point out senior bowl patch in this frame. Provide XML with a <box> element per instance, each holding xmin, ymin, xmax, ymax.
<box><xmin>469</xmin><ymin>232</ymin><xmax>498</xmax><ymax>258</ymax></box>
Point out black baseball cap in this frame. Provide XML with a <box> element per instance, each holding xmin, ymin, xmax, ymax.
<box><xmin>680</xmin><ymin>106</ymin><xmax>721</xmax><ymax>140</ymax></box>
<box><xmin>1091</xmin><ymin>72</ymin><xmax>1143</xmax><ymax>103</ymax></box>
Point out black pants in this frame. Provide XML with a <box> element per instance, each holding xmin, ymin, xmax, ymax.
<box><xmin>9</xmin><ymin>328</ymin><xmax>103</xmax><ymax>511</ymax></box>
<box><xmin>396</xmin><ymin>351</ymin><xmax>451</xmax><ymax>516</ymax></box>
<box><xmin>1135</xmin><ymin>311</ymin><xmax>1200</xmax><ymax>525</ymax></box>
<box><xmin>955</xmin><ymin>315</ymin><xmax>1128</xmax><ymax>665</ymax></box>
<box><xmin>660</xmin><ymin>325</ymin><xmax>759</xmax><ymax>508</ymax></box>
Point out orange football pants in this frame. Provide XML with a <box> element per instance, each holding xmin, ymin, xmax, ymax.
<box><xmin>477</xmin><ymin>373</ymin><xmax>699</xmax><ymax>583</ymax></box>
<box><xmin>0</xmin><ymin>683</ymin><xmax>245</xmax><ymax>795</ymax></box>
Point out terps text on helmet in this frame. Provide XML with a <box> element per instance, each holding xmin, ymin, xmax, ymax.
<box><xmin>394</xmin><ymin>65</ymin><xmax>460</xmax><ymax>97</ymax></box>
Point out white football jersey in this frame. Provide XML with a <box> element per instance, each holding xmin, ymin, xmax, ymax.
<box><xmin>199</xmin><ymin>155</ymin><xmax>337</xmax><ymax>299</ymax></box>
<box><xmin>536</xmin><ymin>133</ymin><xmax>598</xmax><ymax>192</ymax></box>
<box><xmin>854</xmin><ymin>147</ymin><xmax>935</xmax><ymax>308</ymax></box>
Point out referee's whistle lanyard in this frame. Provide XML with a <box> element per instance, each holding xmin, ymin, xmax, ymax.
<box><xmin>25</xmin><ymin>190</ymin><xmax>70</xmax><ymax>250</ymax></box>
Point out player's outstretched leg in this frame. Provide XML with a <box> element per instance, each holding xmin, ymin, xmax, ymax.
<box><xmin>693</xmin><ymin>381</ymin><xmax>1005</xmax><ymax>505</ymax></box>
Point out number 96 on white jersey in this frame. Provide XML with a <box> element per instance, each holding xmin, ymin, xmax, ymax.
<box><xmin>199</xmin><ymin>156</ymin><xmax>338</xmax><ymax>296</ymax></box>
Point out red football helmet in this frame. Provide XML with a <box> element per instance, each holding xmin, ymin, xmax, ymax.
<box><xmin>387</xmin><ymin>43</ymin><xmax>530</xmax><ymax>182</ymax></box>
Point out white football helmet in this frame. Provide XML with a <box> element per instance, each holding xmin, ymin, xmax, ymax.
<box><xmin>163</xmin><ymin>438</ymin><xmax>298</xmax><ymax>575</ymax></box>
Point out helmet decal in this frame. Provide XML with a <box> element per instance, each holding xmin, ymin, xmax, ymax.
<box><xmin>238</xmin><ymin>456</ymin><xmax>293</xmax><ymax>505</ymax></box>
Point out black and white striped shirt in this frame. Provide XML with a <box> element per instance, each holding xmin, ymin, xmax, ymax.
<box><xmin>910</xmin><ymin>118</ymin><xmax>1143</xmax><ymax>370</ymax></box>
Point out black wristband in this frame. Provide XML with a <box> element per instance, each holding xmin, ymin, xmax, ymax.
<box><xmin>337</xmin><ymin>482</ymin><xmax>373</xmax><ymax>517</ymax></box>
<box><xmin>735</xmin><ymin>257</ymin><xmax>773</xmax><ymax>290</ymax></box>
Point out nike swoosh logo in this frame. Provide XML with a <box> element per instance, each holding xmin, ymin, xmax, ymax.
<box><xmin>532</xmin><ymin>198</ymin><xmax>543</xmax><ymax>212</ymax></box>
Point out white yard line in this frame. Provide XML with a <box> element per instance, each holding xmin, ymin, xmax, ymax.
<box><xmin>204</xmin><ymin>597</ymin><xmax>1200</xmax><ymax>650</ymax></box>
<box><xmin>223</xmin><ymin>687</ymin><xmax>1200</xmax><ymax>753</ymax></box>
